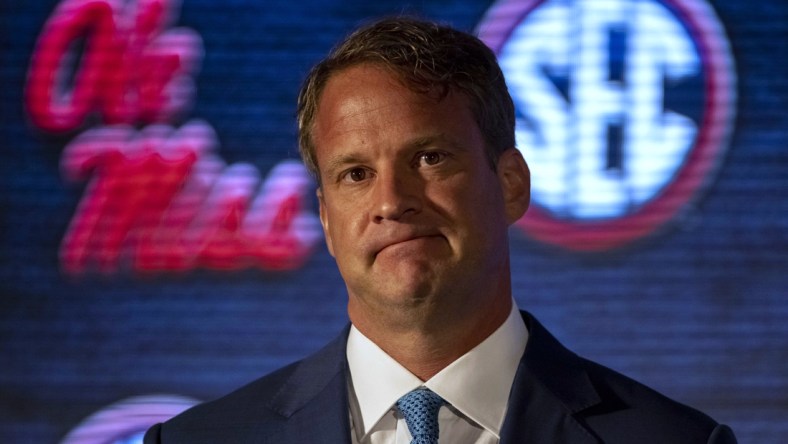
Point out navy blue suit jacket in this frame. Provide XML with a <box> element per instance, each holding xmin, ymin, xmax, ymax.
<box><xmin>144</xmin><ymin>311</ymin><xmax>736</xmax><ymax>443</ymax></box>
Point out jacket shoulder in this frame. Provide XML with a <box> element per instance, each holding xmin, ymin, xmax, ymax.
<box><xmin>146</xmin><ymin>326</ymin><xmax>350</xmax><ymax>443</ymax></box>
<box><xmin>146</xmin><ymin>359</ymin><xmax>303</xmax><ymax>443</ymax></box>
<box><xmin>578</xmin><ymin>356</ymin><xmax>734</xmax><ymax>442</ymax></box>
<box><xmin>518</xmin><ymin>310</ymin><xmax>735</xmax><ymax>443</ymax></box>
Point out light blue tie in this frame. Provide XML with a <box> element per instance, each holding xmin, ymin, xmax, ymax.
<box><xmin>396</xmin><ymin>388</ymin><xmax>445</xmax><ymax>444</ymax></box>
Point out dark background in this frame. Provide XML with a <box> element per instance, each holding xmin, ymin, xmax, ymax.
<box><xmin>1</xmin><ymin>0</ymin><xmax>786</xmax><ymax>442</ymax></box>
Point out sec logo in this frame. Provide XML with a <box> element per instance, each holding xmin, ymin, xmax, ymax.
<box><xmin>478</xmin><ymin>0</ymin><xmax>736</xmax><ymax>251</ymax></box>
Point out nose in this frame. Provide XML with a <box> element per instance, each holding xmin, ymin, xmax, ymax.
<box><xmin>372</xmin><ymin>170</ymin><xmax>421</xmax><ymax>222</ymax></box>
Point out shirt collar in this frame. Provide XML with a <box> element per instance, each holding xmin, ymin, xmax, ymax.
<box><xmin>346</xmin><ymin>301</ymin><xmax>528</xmax><ymax>438</ymax></box>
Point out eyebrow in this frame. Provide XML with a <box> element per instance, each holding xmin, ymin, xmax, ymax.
<box><xmin>322</xmin><ymin>153</ymin><xmax>367</xmax><ymax>179</ymax></box>
<box><xmin>320</xmin><ymin>133</ymin><xmax>468</xmax><ymax>178</ymax></box>
<box><xmin>409</xmin><ymin>134</ymin><xmax>448</xmax><ymax>149</ymax></box>
<box><xmin>407</xmin><ymin>133</ymin><xmax>470</xmax><ymax>154</ymax></box>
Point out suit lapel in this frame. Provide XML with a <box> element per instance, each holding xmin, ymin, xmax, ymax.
<box><xmin>253</xmin><ymin>313</ymin><xmax>603</xmax><ymax>443</ymax></box>
<box><xmin>500</xmin><ymin>312</ymin><xmax>601</xmax><ymax>444</ymax></box>
<box><xmin>265</xmin><ymin>326</ymin><xmax>352</xmax><ymax>443</ymax></box>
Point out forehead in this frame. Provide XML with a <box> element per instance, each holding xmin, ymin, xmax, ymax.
<box><xmin>315</xmin><ymin>64</ymin><xmax>423</xmax><ymax>133</ymax></box>
<box><xmin>312</xmin><ymin>64</ymin><xmax>477</xmax><ymax>155</ymax></box>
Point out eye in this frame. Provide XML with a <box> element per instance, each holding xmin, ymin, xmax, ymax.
<box><xmin>343</xmin><ymin>167</ymin><xmax>368</xmax><ymax>182</ymax></box>
<box><xmin>418</xmin><ymin>151</ymin><xmax>445</xmax><ymax>166</ymax></box>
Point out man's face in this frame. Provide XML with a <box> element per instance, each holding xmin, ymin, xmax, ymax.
<box><xmin>312</xmin><ymin>63</ymin><xmax>528</xmax><ymax>327</ymax></box>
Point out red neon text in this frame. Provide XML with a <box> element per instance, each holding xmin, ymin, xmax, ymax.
<box><xmin>61</xmin><ymin>121</ymin><xmax>321</xmax><ymax>274</ymax></box>
<box><xmin>26</xmin><ymin>0</ymin><xmax>202</xmax><ymax>132</ymax></box>
<box><xmin>26</xmin><ymin>0</ymin><xmax>323</xmax><ymax>275</ymax></box>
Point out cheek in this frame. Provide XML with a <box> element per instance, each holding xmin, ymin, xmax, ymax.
<box><xmin>455</xmin><ymin>179</ymin><xmax>506</xmax><ymax>229</ymax></box>
<box><xmin>324</xmin><ymin>204</ymin><xmax>365</xmax><ymax>249</ymax></box>
<box><xmin>449</xmin><ymin>169</ymin><xmax>501</xmax><ymax>204</ymax></box>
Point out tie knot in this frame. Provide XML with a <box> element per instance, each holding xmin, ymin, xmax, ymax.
<box><xmin>396</xmin><ymin>388</ymin><xmax>445</xmax><ymax>444</ymax></box>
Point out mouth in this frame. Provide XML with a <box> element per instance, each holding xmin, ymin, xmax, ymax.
<box><xmin>373</xmin><ymin>233</ymin><xmax>445</xmax><ymax>258</ymax></box>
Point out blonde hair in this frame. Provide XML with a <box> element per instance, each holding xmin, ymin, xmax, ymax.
<box><xmin>296</xmin><ymin>17</ymin><xmax>515</xmax><ymax>183</ymax></box>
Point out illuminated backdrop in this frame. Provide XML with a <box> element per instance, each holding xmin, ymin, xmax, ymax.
<box><xmin>1</xmin><ymin>0</ymin><xmax>786</xmax><ymax>442</ymax></box>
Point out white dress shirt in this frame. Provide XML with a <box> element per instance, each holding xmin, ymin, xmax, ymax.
<box><xmin>346</xmin><ymin>302</ymin><xmax>529</xmax><ymax>444</ymax></box>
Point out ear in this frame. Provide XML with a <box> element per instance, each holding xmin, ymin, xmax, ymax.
<box><xmin>496</xmin><ymin>148</ymin><xmax>531</xmax><ymax>225</ymax></box>
<box><xmin>317</xmin><ymin>188</ymin><xmax>335</xmax><ymax>257</ymax></box>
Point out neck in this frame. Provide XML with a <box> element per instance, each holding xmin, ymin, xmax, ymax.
<box><xmin>350</xmin><ymin>293</ymin><xmax>512</xmax><ymax>381</ymax></box>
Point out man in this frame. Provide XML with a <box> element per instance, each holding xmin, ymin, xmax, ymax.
<box><xmin>145</xmin><ymin>17</ymin><xmax>736</xmax><ymax>443</ymax></box>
